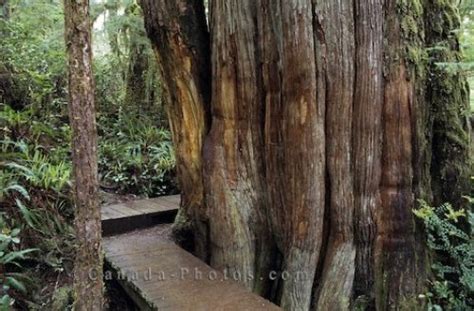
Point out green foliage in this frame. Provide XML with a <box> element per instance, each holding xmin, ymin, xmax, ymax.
<box><xmin>0</xmin><ymin>0</ymin><xmax>67</xmax><ymax>112</ymax></box>
<box><xmin>0</xmin><ymin>214</ymin><xmax>37</xmax><ymax>310</ymax></box>
<box><xmin>0</xmin><ymin>104</ymin><xmax>75</xmax><ymax>307</ymax></box>
<box><xmin>0</xmin><ymin>139</ymin><xmax>75</xmax><ymax>266</ymax></box>
<box><xmin>99</xmin><ymin>116</ymin><xmax>177</xmax><ymax>196</ymax></box>
<box><xmin>459</xmin><ymin>0</ymin><xmax>474</xmax><ymax>109</ymax></box>
<box><xmin>414</xmin><ymin>198</ymin><xmax>474</xmax><ymax>310</ymax></box>
<box><xmin>0</xmin><ymin>0</ymin><xmax>174</xmax><ymax>308</ymax></box>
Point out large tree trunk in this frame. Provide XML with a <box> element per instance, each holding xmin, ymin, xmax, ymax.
<box><xmin>139</xmin><ymin>0</ymin><xmax>211</xmax><ymax>258</ymax></box>
<box><xmin>424</xmin><ymin>0</ymin><xmax>472</xmax><ymax>209</ymax></box>
<box><xmin>64</xmin><ymin>0</ymin><xmax>103</xmax><ymax>309</ymax></box>
<box><xmin>204</xmin><ymin>0</ymin><xmax>273</xmax><ymax>293</ymax></box>
<box><xmin>141</xmin><ymin>0</ymin><xmax>471</xmax><ymax>309</ymax></box>
<box><xmin>259</xmin><ymin>1</ymin><xmax>325</xmax><ymax>307</ymax></box>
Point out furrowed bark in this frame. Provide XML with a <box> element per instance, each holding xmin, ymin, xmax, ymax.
<box><xmin>375</xmin><ymin>1</ymin><xmax>425</xmax><ymax>308</ymax></box>
<box><xmin>139</xmin><ymin>0</ymin><xmax>469</xmax><ymax>309</ymax></box>
<box><xmin>140</xmin><ymin>0</ymin><xmax>211</xmax><ymax>258</ymax></box>
<box><xmin>64</xmin><ymin>0</ymin><xmax>103</xmax><ymax>309</ymax></box>
<box><xmin>204</xmin><ymin>0</ymin><xmax>272</xmax><ymax>292</ymax></box>
<box><xmin>351</xmin><ymin>0</ymin><xmax>384</xmax><ymax>306</ymax></box>
<box><xmin>260</xmin><ymin>0</ymin><xmax>325</xmax><ymax>308</ymax></box>
<box><xmin>424</xmin><ymin>0</ymin><xmax>472</xmax><ymax>208</ymax></box>
<box><xmin>314</xmin><ymin>1</ymin><xmax>356</xmax><ymax>309</ymax></box>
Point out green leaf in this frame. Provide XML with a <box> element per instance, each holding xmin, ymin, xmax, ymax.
<box><xmin>5</xmin><ymin>276</ymin><xmax>26</xmax><ymax>293</ymax></box>
<box><xmin>14</xmin><ymin>199</ymin><xmax>37</xmax><ymax>230</ymax></box>
<box><xmin>4</xmin><ymin>184</ymin><xmax>30</xmax><ymax>201</ymax></box>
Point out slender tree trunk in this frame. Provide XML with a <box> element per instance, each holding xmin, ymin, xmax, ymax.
<box><xmin>64</xmin><ymin>0</ymin><xmax>103</xmax><ymax>309</ymax></box>
<box><xmin>105</xmin><ymin>0</ymin><xmax>123</xmax><ymax>70</ymax></box>
<box><xmin>124</xmin><ymin>34</ymin><xmax>148</xmax><ymax>114</ymax></box>
<box><xmin>141</xmin><ymin>0</ymin><xmax>471</xmax><ymax>309</ymax></box>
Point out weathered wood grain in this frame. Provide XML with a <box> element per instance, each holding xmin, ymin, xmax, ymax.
<box><xmin>103</xmin><ymin>227</ymin><xmax>281</xmax><ymax>311</ymax></box>
<box><xmin>101</xmin><ymin>196</ymin><xmax>179</xmax><ymax>235</ymax></box>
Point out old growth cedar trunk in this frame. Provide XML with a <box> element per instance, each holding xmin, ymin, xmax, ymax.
<box><xmin>139</xmin><ymin>0</ymin><xmax>211</xmax><ymax>258</ymax></box>
<box><xmin>141</xmin><ymin>0</ymin><xmax>471</xmax><ymax>309</ymax></box>
<box><xmin>64</xmin><ymin>0</ymin><xmax>103</xmax><ymax>309</ymax></box>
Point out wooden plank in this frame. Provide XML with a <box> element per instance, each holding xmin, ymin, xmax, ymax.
<box><xmin>101</xmin><ymin>196</ymin><xmax>179</xmax><ymax>236</ymax></box>
<box><xmin>101</xmin><ymin>207</ymin><xmax>122</xmax><ymax>221</ymax></box>
<box><xmin>106</xmin><ymin>204</ymin><xmax>141</xmax><ymax>217</ymax></box>
<box><xmin>160</xmin><ymin>194</ymin><xmax>180</xmax><ymax>205</ymax></box>
<box><xmin>104</xmin><ymin>226</ymin><xmax>281</xmax><ymax>311</ymax></box>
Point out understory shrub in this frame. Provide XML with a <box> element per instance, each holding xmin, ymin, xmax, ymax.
<box><xmin>415</xmin><ymin>195</ymin><xmax>474</xmax><ymax>310</ymax></box>
<box><xmin>99</xmin><ymin>115</ymin><xmax>177</xmax><ymax>197</ymax></box>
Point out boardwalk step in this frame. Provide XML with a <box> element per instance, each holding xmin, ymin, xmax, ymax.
<box><xmin>103</xmin><ymin>226</ymin><xmax>281</xmax><ymax>311</ymax></box>
<box><xmin>101</xmin><ymin>195</ymin><xmax>179</xmax><ymax>236</ymax></box>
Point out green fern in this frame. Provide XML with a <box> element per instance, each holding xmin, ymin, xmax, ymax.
<box><xmin>415</xmin><ymin>199</ymin><xmax>474</xmax><ymax>310</ymax></box>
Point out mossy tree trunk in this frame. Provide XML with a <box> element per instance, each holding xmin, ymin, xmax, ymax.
<box><xmin>123</xmin><ymin>5</ymin><xmax>150</xmax><ymax>116</ymax></box>
<box><xmin>141</xmin><ymin>0</ymin><xmax>471</xmax><ymax>309</ymax></box>
<box><xmin>424</xmin><ymin>0</ymin><xmax>472</xmax><ymax>208</ymax></box>
<box><xmin>124</xmin><ymin>38</ymin><xmax>148</xmax><ymax>114</ymax></box>
<box><xmin>64</xmin><ymin>0</ymin><xmax>103</xmax><ymax>309</ymax></box>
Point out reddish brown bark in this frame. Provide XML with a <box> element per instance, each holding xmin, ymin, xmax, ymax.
<box><xmin>64</xmin><ymin>0</ymin><xmax>103</xmax><ymax>309</ymax></box>
<box><xmin>259</xmin><ymin>1</ymin><xmax>325</xmax><ymax>308</ymax></box>
<box><xmin>141</xmin><ymin>0</ymin><xmax>470</xmax><ymax>309</ymax></box>
<box><xmin>203</xmin><ymin>0</ymin><xmax>272</xmax><ymax>292</ymax></box>
<box><xmin>314</xmin><ymin>1</ymin><xmax>356</xmax><ymax>308</ymax></box>
<box><xmin>352</xmin><ymin>0</ymin><xmax>384</xmax><ymax>303</ymax></box>
<box><xmin>140</xmin><ymin>0</ymin><xmax>211</xmax><ymax>258</ymax></box>
<box><xmin>374</xmin><ymin>1</ymin><xmax>424</xmax><ymax>309</ymax></box>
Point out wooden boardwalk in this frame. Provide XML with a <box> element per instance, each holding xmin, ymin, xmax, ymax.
<box><xmin>101</xmin><ymin>195</ymin><xmax>179</xmax><ymax>236</ymax></box>
<box><xmin>102</xmin><ymin>196</ymin><xmax>280</xmax><ymax>310</ymax></box>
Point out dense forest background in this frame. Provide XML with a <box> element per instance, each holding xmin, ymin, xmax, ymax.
<box><xmin>0</xmin><ymin>0</ymin><xmax>177</xmax><ymax>309</ymax></box>
<box><xmin>0</xmin><ymin>0</ymin><xmax>472</xmax><ymax>310</ymax></box>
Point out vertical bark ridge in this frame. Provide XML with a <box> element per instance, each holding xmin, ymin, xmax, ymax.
<box><xmin>64</xmin><ymin>0</ymin><xmax>103</xmax><ymax>308</ymax></box>
<box><xmin>351</xmin><ymin>0</ymin><xmax>384</xmax><ymax>305</ymax></box>
<box><xmin>375</xmin><ymin>0</ymin><xmax>425</xmax><ymax>308</ymax></box>
<box><xmin>260</xmin><ymin>0</ymin><xmax>326</xmax><ymax>309</ymax></box>
<box><xmin>140</xmin><ymin>0</ymin><xmax>211</xmax><ymax>259</ymax></box>
<box><xmin>204</xmin><ymin>0</ymin><xmax>271</xmax><ymax>292</ymax></box>
<box><xmin>138</xmin><ymin>0</ymin><xmax>471</xmax><ymax>309</ymax></box>
<box><xmin>424</xmin><ymin>0</ymin><xmax>472</xmax><ymax>208</ymax></box>
<box><xmin>314</xmin><ymin>0</ymin><xmax>356</xmax><ymax>309</ymax></box>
